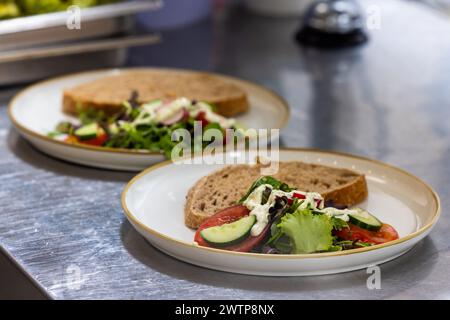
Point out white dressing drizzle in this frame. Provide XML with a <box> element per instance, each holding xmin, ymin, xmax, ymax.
<box><xmin>131</xmin><ymin>98</ymin><xmax>235</xmax><ymax>128</ymax></box>
<box><xmin>188</xmin><ymin>101</ymin><xmax>236</xmax><ymax>128</ymax></box>
<box><xmin>318</xmin><ymin>207</ymin><xmax>358</xmax><ymax>222</ymax></box>
<box><xmin>243</xmin><ymin>184</ymin><xmax>325</xmax><ymax>237</ymax></box>
<box><xmin>154</xmin><ymin>97</ymin><xmax>191</xmax><ymax>123</ymax></box>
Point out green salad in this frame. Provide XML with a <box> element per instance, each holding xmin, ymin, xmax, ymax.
<box><xmin>194</xmin><ymin>176</ymin><xmax>399</xmax><ymax>254</ymax></box>
<box><xmin>49</xmin><ymin>95</ymin><xmax>248</xmax><ymax>158</ymax></box>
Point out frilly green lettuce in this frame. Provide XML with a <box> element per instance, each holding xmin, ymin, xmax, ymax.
<box><xmin>277</xmin><ymin>209</ymin><xmax>334</xmax><ymax>254</ymax></box>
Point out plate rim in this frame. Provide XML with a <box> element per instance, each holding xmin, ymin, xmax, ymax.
<box><xmin>7</xmin><ymin>67</ymin><xmax>291</xmax><ymax>156</ymax></box>
<box><xmin>121</xmin><ymin>148</ymin><xmax>441</xmax><ymax>260</ymax></box>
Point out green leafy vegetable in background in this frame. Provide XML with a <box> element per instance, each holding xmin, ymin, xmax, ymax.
<box><xmin>50</xmin><ymin>96</ymin><xmax>246</xmax><ymax>159</ymax></box>
<box><xmin>0</xmin><ymin>0</ymin><xmax>119</xmax><ymax>20</ymax></box>
<box><xmin>0</xmin><ymin>1</ymin><xmax>20</xmax><ymax>19</ymax></box>
<box><xmin>104</xmin><ymin>121</ymin><xmax>189</xmax><ymax>159</ymax></box>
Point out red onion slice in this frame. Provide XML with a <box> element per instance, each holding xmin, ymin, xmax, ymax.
<box><xmin>161</xmin><ymin>108</ymin><xmax>189</xmax><ymax>126</ymax></box>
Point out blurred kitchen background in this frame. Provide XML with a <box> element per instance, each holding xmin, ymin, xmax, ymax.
<box><xmin>0</xmin><ymin>0</ymin><xmax>449</xmax><ymax>85</ymax></box>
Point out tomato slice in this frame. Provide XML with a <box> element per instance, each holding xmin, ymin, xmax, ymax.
<box><xmin>194</xmin><ymin>205</ymin><xmax>270</xmax><ymax>252</ymax></box>
<box><xmin>195</xmin><ymin>111</ymin><xmax>209</xmax><ymax>127</ymax></box>
<box><xmin>194</xmin><ymin>205</ymin><xmax>249</xmax><ymax>247</ymax></box>
<box><xmin>334</xmin><ymin>223</ymin><xmax>399</xmax><ymax>245</ymax></box>
<box><xmin>292</xmin><ymin>192</ymin><xmax>322</xmax><ymax>207</ymax></box>
<box><xmin>79</xmin><ymin>133</ymin><xmax>108</xmax><ymax>147</ymax></box>
<box><xmin>64</xmin><ymin>132</ymin><xmax>108</xmax><ymax>147</ymax></box>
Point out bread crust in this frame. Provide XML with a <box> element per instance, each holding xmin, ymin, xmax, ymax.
<box><xmin>62</xmin><ymin>70</ymin><xmax>249</xmax><ymax>117</ymax></box>
<box><xmin>184</xmin><ymin>162</ymin><xmax>368</xmax><ymax>229</ymax></box>
<box><xmin>184</xmin><ymin>175</ymin><xmax>211</xmax><ymax>229</ymax></box>
<box><xmin>322</xmin><ymin>175</ymin><xmax>368</xmax><ymax>207</ymax></box>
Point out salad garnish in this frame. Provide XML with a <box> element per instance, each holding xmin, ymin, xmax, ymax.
<box><xmin>49</xmin><ymin>94</ymin><xmax>249</xmax><ymax>158</ymax></box>
<box><xmin>194</xmin><ymin>176</ymin><xmax>399</xmax><ymax>254</ymax></box>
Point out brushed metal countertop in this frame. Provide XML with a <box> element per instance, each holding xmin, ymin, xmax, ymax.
<box><xmin>1</xmin><ymin>0</ymin><xmax>449</xmax><ymax>299</ymax></box>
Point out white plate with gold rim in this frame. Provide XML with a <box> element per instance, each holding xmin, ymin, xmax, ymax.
<box><xmin>8</xmin><ymin>68</ymin><xmax>290</xmax><ymax>171</ymax></box>
<box><xmin>121</xmin><ymin>149</ymin><xmax>441</xmax><ymax>276</ymax></box>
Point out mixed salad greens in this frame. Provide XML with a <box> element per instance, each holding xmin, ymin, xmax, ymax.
<box><xmin>49</xmin><ymin>94</ymin><xmax>247</xmax><ymax>158</ymax></box>
<box><xmin>1</xmin><ymin>0</ymin><xmax>119</xmax><ymax>20</ymax></box>
<box><xmin>194</xmin><ymin>176</ymin><xmax>399</xmax><ymax>254</ymax></box>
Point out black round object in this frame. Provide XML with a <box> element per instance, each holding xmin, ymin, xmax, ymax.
<box><xmin>296</xmin><ymin>25</ymin><xmax>367</xmax><ymax>48</ymax></box>
<box><xmin>295</xmin><ymin>0</ymin><xmax>368</xmax><ymax>48</ymax></box>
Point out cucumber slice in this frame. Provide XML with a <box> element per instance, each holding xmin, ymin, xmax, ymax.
<box><xmin>200</xmin><ymin>215</ymin><xmax>256</xmax><ymax>247</ymax></box>
<box><xmin>348</xmin><ymin>208</ymin><xmax>382</xmax><ymax>231</ymax></box>
<box><xmin>74</xmin><ymin>123</ymin><xmax>98</xmax><ymax>140</ymax></box>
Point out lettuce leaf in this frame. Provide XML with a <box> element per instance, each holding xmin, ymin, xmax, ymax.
<box><xmin>277</xmin><ymin>209</ymin><xmax>333</xmax><ymax>254</ymax></box>
<box><xmin>238</xmin><ymin>176</ymin><xmax>293</xmax><ymax>203</ymax></box>
<box><xmin>331</xmin><ymin>217</ymin><xmax>349</xmax><ymax>231</ymax></box>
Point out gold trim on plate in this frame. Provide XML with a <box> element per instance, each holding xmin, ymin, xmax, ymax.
<box><xmin>121</xmin><ymin>148</ymin><xmax>441</xmax><ymax>260</ymax></box>
<box><xmin>8</xmin><ymin>67</ymin><xmax>291</xmax><ymax>156</ymax></box>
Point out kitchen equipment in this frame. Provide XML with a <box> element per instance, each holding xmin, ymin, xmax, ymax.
<box><xmin>296</xmin><ymin>0</ymin><xmax>368</xmax><ymax>47</ymax></box>
<box><xmin>0</xmin><ymin>35</ymin><xmax>160</xmax><ymax>85</ymax></box>
<box><xmin>0</xmin><ymin>0</ymin><xmax>162</xmax><ymax>51</ymax></box>
<box><xmin>0</xmin><ymin>1</ymin><xmax>163</xmax><ymax>85</ymax></box>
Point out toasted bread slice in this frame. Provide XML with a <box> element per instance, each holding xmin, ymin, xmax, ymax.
<box><xmin>185</xmin><ymin>162</ymin><xmax>368</xmax><ymax>229</ymax></box>
<box><xmin>62</xmin><ymin>70</ymin><xmax>249</xmax><ymax>117</ymax></box>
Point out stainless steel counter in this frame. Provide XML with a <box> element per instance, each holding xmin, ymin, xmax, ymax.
<box><xmin>1</xmin><ymin>0</ymin><xmax>450</xmax><ymax>299</ymax></box>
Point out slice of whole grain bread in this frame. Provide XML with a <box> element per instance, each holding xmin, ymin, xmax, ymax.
<box><xmin>185</xmin><ymin>161</ymin><xmax>368</xmax><ymax>229</ymax></box>
<box><xmin>62</xmin><ymin>70</ymin><xmax>249</xmax><ymax>117</ymax></box>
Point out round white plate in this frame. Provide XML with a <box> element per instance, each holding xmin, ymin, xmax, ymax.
<box><xmin>121</xmin><ymin>149</ymin><xmax>440</xmax><ymax>276</ymax></box>
<box><xmin>8</xmin><ymin>68</ymin><xmax>290</xmax><ymax>171</ymax></box>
